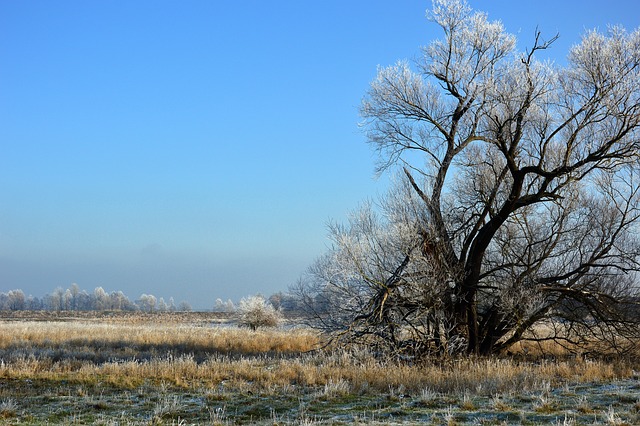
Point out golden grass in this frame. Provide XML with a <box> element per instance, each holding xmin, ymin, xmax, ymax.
<box><xmin>510</xmin><ymin>321</ymin><xmax>640</xmax><ymax>359</ymax></box>
<box><xmin>0</xmin><ymin>319</ymin><xmax>318</xmax><ymax>354</ymax></box>
<box><xmin>0</xmin><ymin>313</ymin><xmax>638</xmax><ymax>397</ymax></box>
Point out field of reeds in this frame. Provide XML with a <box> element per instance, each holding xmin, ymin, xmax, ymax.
<box><xmin>0</xmin><ymin>311</ymin><xmax>638</xmax><ymax>425</ymax></box>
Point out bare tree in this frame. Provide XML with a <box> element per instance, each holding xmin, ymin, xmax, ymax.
<box><xmin>295</xmin><ymin>0</ymin><xmax>640</xmax><ymax>357</ymax></box>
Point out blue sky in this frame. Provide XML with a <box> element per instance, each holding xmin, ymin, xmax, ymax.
<box><xmin>1</xmin><ymin>1</ymin><xmax>638</xmax><ymax>309</ymax></box>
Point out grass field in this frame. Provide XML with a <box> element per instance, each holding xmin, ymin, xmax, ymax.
<box><xmin>0</xmin><ymin>311</ymin><xmax>638</xmax><ymax>425</ymax></box>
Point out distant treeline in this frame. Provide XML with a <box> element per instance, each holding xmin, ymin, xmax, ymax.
<box><xmin>0</xmin><ymin>284</ymin><xmax>192</xmax><ymax>312</ymax></box>
<box><xmin>212</xmin><ymin>292</ymin><xmax>302</xmax><ymax>314</ymax></box>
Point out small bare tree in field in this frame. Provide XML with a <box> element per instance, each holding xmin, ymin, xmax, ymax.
<box><xmin>295</xmin><ymin>0</ymin><xmax>640</xmax><ymax>357</ymax></box>
<box><xmin>236</xmin><ymin>295</ymin><xmax>282</xmax><ymax>331</ymax></box>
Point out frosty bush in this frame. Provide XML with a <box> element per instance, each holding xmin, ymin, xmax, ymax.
<box><xmin>236</xmin><ymin>295</ymin><xmax>282</xmax><ymax>330</ymax></box>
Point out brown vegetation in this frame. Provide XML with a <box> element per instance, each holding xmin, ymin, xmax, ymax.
<box><xmin>0</xmin><ymin>311</ymin><xmax>637</xmax><ymax>392</ymax></box>
<box><xmin>0</xmin><ymin>311</ymin><xmax>638</xmax><ymax>424</ymax></box>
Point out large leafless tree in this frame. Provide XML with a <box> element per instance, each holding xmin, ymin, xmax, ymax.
<box><xmin>294</xmin><ymin>0</ymin><xmax>640</xmax><ymax>357</ymax></box>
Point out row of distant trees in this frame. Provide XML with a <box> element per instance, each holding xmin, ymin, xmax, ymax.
<box><xmin>0</xmin><ymin>284</ymin><xmax>192</xmax><ymax>312</ymax></box>
<box><xmin>212</xmin><ymin>292</ymin><xmax>302</xmax><ymax>313</ymax></box>
<box><xmin>0</xmin><ymin>284</ymin><xmax>305</xmax><ymax>314</ymax></box>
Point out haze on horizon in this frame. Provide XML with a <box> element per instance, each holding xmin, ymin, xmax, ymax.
<box><xmin>1</xmin><ymin>1</ymin><xmax>638</xmax><ymax>309</ymax></box>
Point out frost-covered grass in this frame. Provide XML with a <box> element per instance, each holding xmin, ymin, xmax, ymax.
<box><xmin>0</xmin><ymin>311</ymin><xmax>638</xmax><ymax>425</ymax></box>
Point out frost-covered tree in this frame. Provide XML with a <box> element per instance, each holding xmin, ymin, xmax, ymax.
<box><xmin>109</xmin><ymin>290</ymin><xmax>133</xmax><ymax>311</ymax></box>
<box><xmin>138</xmin><ymin>294</ymin><xmax>157</xmax><ymax>312</ymax></box>
<box><xmin>6</xmin><ymin>289</ymin><xmax>26</xmax><ymax>311</ymax></box>
<box><xmin>25</xmin><ymin>294</ymin><xmax>42</xmax><ymax>310</ymax></box>
<box><xmin>296</xmin><ymin>0</ymin><xmax>640</xmax><ymax>357</ymax></box>
<box><xmin>45</xmin><ymin>287</ymin><xmax>65</xmax><ymax>311</ymax></box>
<box><xmin>214</xmin><ymin>298</ymin><xmax>224</xmax><ymax>312</ymax></box>
<box><xmin>62</xmin><ymin>289</ymin><xmax>73</xmax><ymax>311</ymax></box>
<box><xmin>157</xmin><ymin>297</ymin><xmax>168</xmax><ymax>312</ymax></box>
<box><xmin>93</xmin><ymin>287</ymin><xmax>111</xmax><ymax>311</ymax></box>
<box><xmin>236</xmin><ymin>295</ymin><xmax>282</xmax><ymax>331</ymax></box>
<box><xmin>69</xmin><ymin>283</ymin><xmax>80</xmax><ymax>310</ymax></box>
<box><xmin>214</xmin><ymin>298</ymin><xmax>236</xmax><ymax>313</ymax></box>
<box><xmin>177</xmin><ymin>301</ymin><xmax>192</xmax><ymax>312</ymax></box>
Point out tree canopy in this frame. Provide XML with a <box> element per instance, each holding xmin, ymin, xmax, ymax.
<box><xmin>295</xmin><ymin>0</ymin><xmax>640</xmax><ymax>357</ymax></box>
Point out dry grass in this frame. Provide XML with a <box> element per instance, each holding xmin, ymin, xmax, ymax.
<box><xmin>0</xmin><ymin>313</ymin><xmax>637</xmax><ymax>395</ymax></box>
<box><xmin>0</xmin><ymin>316</ymin><xmax>317</xmax><ymax>355</ymax></box>
<box><xmin>509</xmin><ymin>321</ymin><xmax>640</xmax><ymax>359</ymax></box>
<box><xmin>0</xmin><ymin>398</ymin><xmax>18</xmax><ymax>419</ymax></box>
<box><xmin>0</xmin><ymin>311</ymin><xmax>639</xmax><ymax>424</ymax></box>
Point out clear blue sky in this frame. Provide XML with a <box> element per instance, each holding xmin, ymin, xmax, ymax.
<box><xmin>1</xmin><ymin>1</ymin><xmax>638</xmax><ymax>309</ymax></box>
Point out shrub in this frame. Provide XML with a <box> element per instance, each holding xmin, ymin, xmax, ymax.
<box><xmin>236</xmin><ymin>295</ymin><xmax>282</xmax><ymax>330</ymax></box>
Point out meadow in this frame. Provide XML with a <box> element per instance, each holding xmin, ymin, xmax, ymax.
<box><xmin>0</xmin><ymin>311</ymin><xmax>638</xmax><ymax>425</ymax></box>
